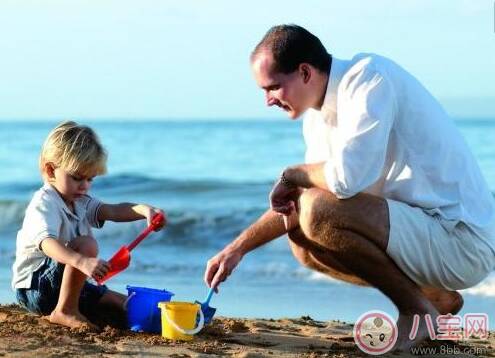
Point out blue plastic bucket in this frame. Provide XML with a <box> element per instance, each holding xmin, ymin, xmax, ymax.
<box><xmin>125</xmin><ymin>285</ymin><xmax>174</xmax><ymax>333</ymax></box>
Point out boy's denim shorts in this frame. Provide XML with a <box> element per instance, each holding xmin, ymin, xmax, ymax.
<box><xmin>16</xmin><ymin>257</ymin><xmax>108</xmax><ymax>316</ymax></box>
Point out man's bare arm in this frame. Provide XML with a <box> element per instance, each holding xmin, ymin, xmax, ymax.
<box><xmin>204</xmin><ymin>208</ymin><xmax>298</xmax><ymax>290</ymax></box>
<box><xmin>283</xmin><ymin>162</ymin><xmax>328</xmax><ymax>190</ymax></box>
<box><xmin>228</xmin><ymin>209</ymin><xmax>292</xmax><ymax>254</ymax></box>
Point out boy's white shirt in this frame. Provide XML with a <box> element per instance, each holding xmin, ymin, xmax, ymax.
<box><xmin>12</xmin><ymin>183</ymin><xmax>103</xmax><ymax>289</ymax></box>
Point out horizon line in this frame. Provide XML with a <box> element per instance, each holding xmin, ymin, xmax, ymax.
<box><xmin>0</xmin><ymin>116</ymin><xmax>495</xmax><ymax>122</ymax></box>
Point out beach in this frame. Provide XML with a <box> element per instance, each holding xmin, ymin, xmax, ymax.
<box><xmin>1</xmin><ymin>304</ymin><xmax>494</xmax><ymax>357</ymax></box>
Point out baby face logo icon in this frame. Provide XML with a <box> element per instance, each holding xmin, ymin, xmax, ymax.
<box><xmin>353</xmin><ymin>310</ymin><xmax>398</xmax><ymax>355</ymax></box>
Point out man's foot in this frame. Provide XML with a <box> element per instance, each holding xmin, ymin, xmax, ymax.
<box><xmin>49</xmin><ymin>309</ymin><xmax>98</xmax><ymax>330</ymax></box>
<box><xmin>421</xmin><ymin>287</ymin><xmax>464</xmax><ymax>315</ymax></box>
<box><xmin>394</xmin><ymin>304</ymin><xmax>439</xmax><ymax>352</ymax></box>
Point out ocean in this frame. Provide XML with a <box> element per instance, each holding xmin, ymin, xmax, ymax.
<box><xmin>1</xmin><ymin>119</ymin><xmax>495</xmax><ymax>327</ymax></box>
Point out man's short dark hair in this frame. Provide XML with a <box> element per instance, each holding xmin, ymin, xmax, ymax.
<box><xmin>251</xmin><ymin>24</ymin><xmax>331</xmax><ymax>75</ymax></box>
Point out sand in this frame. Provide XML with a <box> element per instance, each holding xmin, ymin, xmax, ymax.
<box><xmin>0</xmin><ymin>304</ymin><xmax>494</xmax><ymax>357</ymax></box>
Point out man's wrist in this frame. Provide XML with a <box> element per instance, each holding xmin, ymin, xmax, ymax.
<box><xmin>228</xmin><ymin>235</ymin><xmax>254</xmax><ymax>257</ymax></box>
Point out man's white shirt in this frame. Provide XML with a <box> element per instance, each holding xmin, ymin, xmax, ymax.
<box><xmin>303</xmin><ymin>54</ymin><xmax>495</xmax><ymax>249</ymax></box>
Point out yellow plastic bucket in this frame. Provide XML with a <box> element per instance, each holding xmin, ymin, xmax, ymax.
<box><xmin>158</xmin><ymin>301</ymin><xmax>204</xmax><ymax>341</ymax></box>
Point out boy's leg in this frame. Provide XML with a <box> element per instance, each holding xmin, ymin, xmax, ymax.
<box><xmin>99</xmin><ymin>289</ymin><xmax>128</xmax><ymax>328</ymax></box>
<box><xmin>76</xmin><ymin>288</ymin><xmax>128</xmax><ymax>329</ymax></box>
<box><xmin>49</xmin><ymin>235</ymin><xmax>98</xmax><ymax>329</ymax></box>
<box><xmin>99</xmin><ymin>290</ymin><xmax>127</xmax><ymax>308</ymax></box>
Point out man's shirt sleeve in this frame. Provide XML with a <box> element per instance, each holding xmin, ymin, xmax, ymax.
<box><xmin>324</xmin><ymin>65</ymin><xmax>396</xmax><ymax>198</ymax></box>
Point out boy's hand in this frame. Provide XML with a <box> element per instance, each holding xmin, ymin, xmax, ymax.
<box><xmin>138</xmin><ymin>205</ymin><xmax>166</xmax><ymax>231</ymax></box>
<box><xmin>77</xmin><ymin>257</ymin><xmax>110</xmax><ymax>281</ymax></box>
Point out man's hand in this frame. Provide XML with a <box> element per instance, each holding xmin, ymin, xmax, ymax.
<box><xmin>76</xmin><ymin>257</ymin><xmax>110</xmax><ymax>281</ymax></box>
<box><xmin>269</xmin><ymin>173</ymin><xmax>301</xmax><ymax>216</ymax></box>
<box><xmin>204</xmin><ymin>246</ymin><xmax>243</xmax><ymax>292</ymax></box>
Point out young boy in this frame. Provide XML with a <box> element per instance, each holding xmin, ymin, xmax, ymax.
<box><xmin>12</xmin><ymin>121</ymin><xmax>166</xmax><ymax>329</ymax></box>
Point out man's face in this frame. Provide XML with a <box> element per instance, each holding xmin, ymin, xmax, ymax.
<box><xmin>251</xmin><ymin>51</ymin><xmax>309</xmax><ymax>119</ymax></box>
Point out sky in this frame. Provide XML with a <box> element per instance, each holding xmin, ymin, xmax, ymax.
<box><xmin>0</xmin><ymin>0</ymin><xmax>493</xmax><ymax>120</ymax></box>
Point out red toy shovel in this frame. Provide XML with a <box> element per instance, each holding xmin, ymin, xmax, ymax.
<box><xmin>96</xmin><ymin>213</ymin><xmax>164</xmax><ymax>285</ymax></box>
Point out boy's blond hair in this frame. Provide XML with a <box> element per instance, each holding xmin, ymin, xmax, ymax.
<box><xmin>39</xmin><ymin>121</ymin><xmax>107</xmax><ymax>179</ymax></box>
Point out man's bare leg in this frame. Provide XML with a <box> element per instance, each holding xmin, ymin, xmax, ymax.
<box><xmin>420</xmin><ymin>287</ymin><xmax>463</xmax><ymax>315</ymax></box>
<box><xmin>289</xmin><ymin>228</ymin><xmax>439</xmax><ymax>351</ymax></box>
<box><xmin>49</xmin><ymin>236</ymin><xmax>98</xmax><ymax>330</ymax></box>
<box><xmin>288</xmin><ymin>227</ymin><xmax>369</xmax><ymax>286</ymax></box>
<box><xmin>290</xmin><ymin>188</ymin><xmax>461</xmax><ymax>350</ymax></box>
<box><xmin>288</xmin><ymin>227</ymin><xmax>463</xmax><ymax>315</ymax></box>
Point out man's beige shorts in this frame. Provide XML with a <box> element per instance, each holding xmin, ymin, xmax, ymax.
<box><xmin>386</xmin><ymin>199</ymin><xmax>495</xmax><ymax>291</ymax></box>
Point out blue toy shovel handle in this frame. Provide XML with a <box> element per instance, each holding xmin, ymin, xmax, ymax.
<box><xmin>204</xmin><ymin>287</ymin><xmax>215</xmax><ymax>305</ymax></box>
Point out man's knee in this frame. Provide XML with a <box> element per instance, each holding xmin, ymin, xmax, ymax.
<box><xmin>287</xmin><ymin>235</ymin><xmax>314</xmax><ymax>269</ymax></box>
<box><xmin>298</xmin><ymin>188</ymin><xmax>340</xmax><ymax>242</ymax></box>
<box><xmin>69</xmin><ymin>235</ymin><xmax>98</xmax><ymax>257</ymax></box>
<box><xmin>287</xmin><ymin>227</ymin><xmax>337</xmax><ymax>270</ymax></box>
<box><xmin>287</xmin><ymin>230</ymin><xmax>368</xmax><ymax>286</ymax></box>
<box><xmin>299</xmin><ymin>188</ymin><xmax>390</xmax><ymax>253</ymax></box>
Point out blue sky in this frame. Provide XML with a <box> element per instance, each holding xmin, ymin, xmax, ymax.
<box><xmin>0</xmin><ymin>0</ymin><xmax>493</xmax><ymax>120</ymax></box>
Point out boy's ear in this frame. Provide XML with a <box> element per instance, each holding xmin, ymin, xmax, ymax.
<box><xmin>44</xmin><ymin>163</ymin><xmax>56</xmax><ymax>180</ymax></box>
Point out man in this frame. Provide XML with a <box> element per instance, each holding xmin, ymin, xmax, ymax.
<box><xmin>204</xmin><ymin>24</ymin><xmax>495</xmax><ymax>350</ymax></box>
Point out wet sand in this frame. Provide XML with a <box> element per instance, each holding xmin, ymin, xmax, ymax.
<box><xmin>0</xmin><ymin>304</ymin><xmax>493</xmax><ymax>357</ymax></box>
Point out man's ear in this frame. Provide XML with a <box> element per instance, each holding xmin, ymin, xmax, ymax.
<box><xmin>299</xmin><ymin>64</ymin><xmax>311</xmax><ymax>84</ymax></box>
<box><xmin>44</xmin><ymin>162</ymin><xmax>56</xmax><ymax>180</ymax></box>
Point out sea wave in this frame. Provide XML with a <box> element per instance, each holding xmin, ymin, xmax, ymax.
<box><xmin>1</xmin><ymin>173</ymin><xmax>492</xmax><ymax>201</ymax></box>
<box><xmin>0</xmin><ymin>200</ymin><xmax>28</xmax><ymax>230</ymax></box>
<box><xmin>0</xmin><ymin>175</ymin><xmax>271</xmax><ymax>232</ymax></box>
<box><xmin>124</xmin><ymin>259</ymin><xmax>324</xmax><ymax>283</ymax></box>
<box><xmin>0</xmin><ymin>203</ymin><xmax>264</xmax><ymax>248</ymax></box>
<box><xmin>0</xmin><ymin>174</ymin><xmax>272</xmax><ymax>197</ymax></box>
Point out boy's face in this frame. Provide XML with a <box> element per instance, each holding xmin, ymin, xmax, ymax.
<box><xmin>47</xmin><ymin>164</ymin><xmax>95</xmax><ymax>204</ymax></box>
